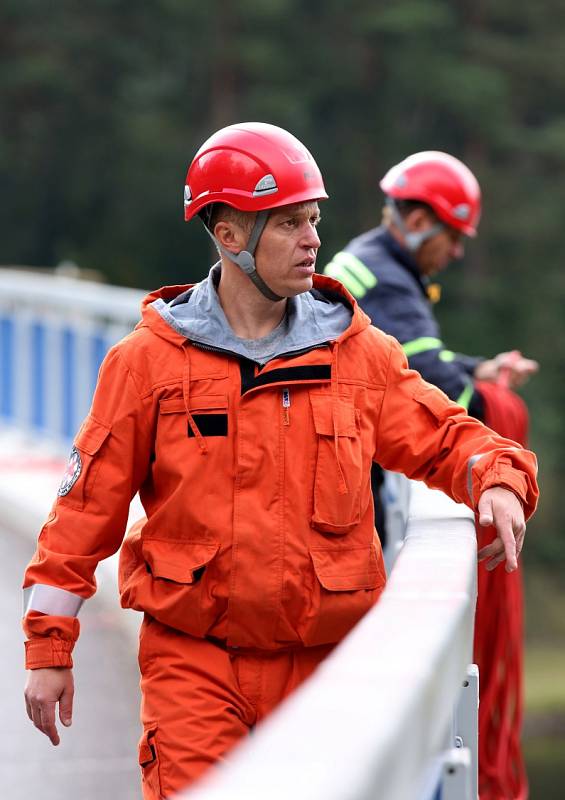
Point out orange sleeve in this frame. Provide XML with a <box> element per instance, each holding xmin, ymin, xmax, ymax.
<box><xmin>375</xmin><ymin>337</ymin><xmax>539</xmax><ymax>518</ymax></box>
<box><xmin>22</xmin><ymin>346</ymin><xmax>154</xmax><ymax>668</ymax></box>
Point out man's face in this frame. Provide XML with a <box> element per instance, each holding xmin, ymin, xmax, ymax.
<box><xmin>253</xmin><ymin>201</ymin><xmax>322</xmax><ymax>297</ymax></box>
<box><xmin>413</xmin><ymin>212</ymin><xmax>465</xmax><ymax>276</ymax></box>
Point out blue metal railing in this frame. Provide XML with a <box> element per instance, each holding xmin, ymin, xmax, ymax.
<box><xmin>0</xmin><ymin>268</ymin><xmax>143</xmax><ymax>448</ymax></box>
<box><xmin>0</xmin><ymin>315</ymin><xmax>14</xmax><ymax>421</ymax></box>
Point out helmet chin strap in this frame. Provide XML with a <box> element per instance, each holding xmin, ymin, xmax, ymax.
<box><xmin>386</xmin><ymin>198</ymin><xmax>444</xmax><ymax>253</ymax></box>
<box><xmin>202</xmin><ymin>210</ymin><xmax>284</xmax><ymax>302</ymax></box>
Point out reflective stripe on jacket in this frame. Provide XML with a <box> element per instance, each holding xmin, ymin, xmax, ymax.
<box><xmin>23</xmin><ymin>274</ymin><xmax>538</xmax><ymax>668</ymax></box>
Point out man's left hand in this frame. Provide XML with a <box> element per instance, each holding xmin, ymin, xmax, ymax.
<box><xmin>474</xmin><ymin>350</ymin><xmax>539</xmax><ymax>389</ymax></box>
<box><xmin>477</xmin><ymin>487</ymin><xmax>526</xmax><ymax>572</ymax></box>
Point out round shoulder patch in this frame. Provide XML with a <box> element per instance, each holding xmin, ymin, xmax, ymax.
<box><xmin>58</xmin><ymin>446</ymin><xmax>82</xmax><ymax>497</ymax></box>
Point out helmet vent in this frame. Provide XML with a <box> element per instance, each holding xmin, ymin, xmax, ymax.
<box><xmin>184</xmin><ymin>185</ymin><xmax>192</xmax><ymax>206</ymax></box>
<box><xmin>253</xmin><ymin>174</ymin><xmax>278</xmax><ymax>196</ymax></box>
<box><xmin>453</xmin><ymin>203</ymin><xmax>470</xmax><ymax>220</ymax></box>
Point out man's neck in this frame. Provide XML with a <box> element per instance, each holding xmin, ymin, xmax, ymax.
<box><xmin>216</xmin><ymin>260</ymin><xmax>287</xmax><ymax>339</ymax></box>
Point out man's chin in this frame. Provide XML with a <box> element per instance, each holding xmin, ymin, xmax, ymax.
<box><xmin>284</xmin><ymin>276</ymin><xmax>314</xmax><ymax>297</ymax></box>
<box><xmin>424</xmin><ymin>263</ymin><xmax>447</xmax><ymax>277</ymax></box>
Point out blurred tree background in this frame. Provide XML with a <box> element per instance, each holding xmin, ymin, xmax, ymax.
<box><xmin>2</xmin><ymin>0</ymin><xmax>564</xmax><ymax>791</ymax></box>
<box><xmin>1</xmin><ymin>1</ymin><xmax>564</xmax><ymax>558</ymax></box>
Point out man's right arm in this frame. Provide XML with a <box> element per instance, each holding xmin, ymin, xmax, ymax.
<box><xmin>23</xmin><ymin>345</ymin><xmax>153</xmax><ymax>672</ymax></box>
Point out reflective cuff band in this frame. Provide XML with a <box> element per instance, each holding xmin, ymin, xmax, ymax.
<box><xmin>439</xmin><ymin>349</ymin><xmax>455</xmax><ymax>362</ymax></box>
<box><xmin>323</xmin><ymin>252</ymin><xmax>377</xmax><ymax>299</ymax></box>
<box><xmin>456</xmin><ymin>381</ymin><xmax>474</xmax><ymax>411</ymax></box>
<box><xmin>402</xmin><ymin>337</ymin><xmax>443</xmax><ymax>358</ymax></box>
<box><xmin>23</xmin><ymin>584</ymin><xmax>85</xmax><ymax>617</ymax></box>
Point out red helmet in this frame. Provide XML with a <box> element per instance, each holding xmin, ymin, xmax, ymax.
<box><xmin>380</xmin><ymin>151</ymin><xmax>481</xmax><ymax>236</ymax></box>
<box><xmin>184</xmin><ymin>122</ymin><xmax>328</xmax><ymax>221</ymax></box>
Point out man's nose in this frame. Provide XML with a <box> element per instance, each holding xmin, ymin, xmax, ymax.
<box><xmin>451</xmin><ymin>240</ymin><xmax>465</xmax><ymax>260</ymax></box>
<box><xmin>303</xmin><ymin>223</ymin><xmax>321</xmax><ymax>249</ymax></box>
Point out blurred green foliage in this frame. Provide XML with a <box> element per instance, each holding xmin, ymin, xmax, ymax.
<box><xmin>1</xmin><ymin>0</ymin><xmax>563</xmax><ymax>562</ymax></box>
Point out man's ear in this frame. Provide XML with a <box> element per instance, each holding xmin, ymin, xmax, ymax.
<box><xmin>405</xmin><ymin>207</ymin><xmax>434</xmax><ymax>232</ymax></box>
<box><xmin>213</xmin><ymin>221</ymin><xmax>247</xmax><ymax>253</ymax></box>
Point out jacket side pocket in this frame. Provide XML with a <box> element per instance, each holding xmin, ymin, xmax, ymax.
<box><xmin>300</xmin><ymin>544</ymin><xmax>385</xmax><ymax>645</ymax></box>
<box><xmin>139</xmin><ymin>723</ymin><xmax>163</xmax><ymax>800</ymax></box>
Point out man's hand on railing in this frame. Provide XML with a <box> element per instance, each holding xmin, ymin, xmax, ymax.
<box><xmin>476</xmin><ymin>487</ymin><xmax>526</xmax><ymax>572</ymax></box>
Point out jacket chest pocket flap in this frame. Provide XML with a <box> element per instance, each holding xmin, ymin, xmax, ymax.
<box><xmin>310</xmin><ymin>393</ymin><xmax>363</xmax><ymax>535</ymax></box>
<box><xmin>159</xmin><ymin>394</ymin><xmax>228</xmax><ymax>437</ymax></box>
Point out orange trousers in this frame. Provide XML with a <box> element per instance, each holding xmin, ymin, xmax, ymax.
<box><xmin>137</xmin><ymin>615</ymin><xmax>333</xmax><ymax>799</ymax></box>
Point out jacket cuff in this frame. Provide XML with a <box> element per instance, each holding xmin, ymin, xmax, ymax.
<box><xmin>25</xmin><ymin>637</ymin><xmax>74</xmax><ymax>669</ymax></box>
<box><xmin>474</xmin><ymin>469</ymin><xmax>537</xmax><ymax>521</ymax></box>
<box><xmin>480</xmin><ymin>471</ymin><xmax>527</xmax><ymax>503</ymax></box>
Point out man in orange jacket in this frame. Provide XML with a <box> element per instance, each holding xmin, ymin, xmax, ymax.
<box><xmin>23</xmin><ymin>123</ymin><xmax>539</xmax><ymax>800</ymax></box>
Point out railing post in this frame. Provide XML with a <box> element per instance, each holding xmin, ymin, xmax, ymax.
<box><xmin>454</xmin><ymin>664</ymin><xmax>479</xmax><ymax>800</ymax></box>
<box><xmin>441</xmin><ymin>747</ymin><xmax>473</xmax><ymax>800</ymax></box>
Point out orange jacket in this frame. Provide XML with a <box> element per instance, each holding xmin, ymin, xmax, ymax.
<box><xmin>23</xmin><ymin>275</ymin><xmax>538</xmax><ymax>668</ymax></box>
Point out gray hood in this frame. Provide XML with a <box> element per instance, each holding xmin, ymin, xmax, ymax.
<box><xmin>151</xmin><ymin>264</ymin><xmax>353</xmax><ymax>363</ymax></box>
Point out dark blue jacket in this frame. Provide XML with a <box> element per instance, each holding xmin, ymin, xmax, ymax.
<box><xmin>323</xmin><ymin>226</ymin><xmax>484</xmax><ymax>418</ymax></box>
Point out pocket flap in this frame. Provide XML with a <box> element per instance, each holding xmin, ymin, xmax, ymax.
<box><xmin>159</xmin><ymin>394</ymin><xmax>228</xmax><ymax>415</ymax></box>
<box><xmin>139</xmin><ymin>725</ymin><xmax>157</xmax><ymax>766</ymax></box>
<box><xmin>159</xmin><ymin>397</ymin><xmax>185</xmax><ymax>415</ymax></box>
<box><xmin>74</xmin><ymin>415</ymin><xmax>111</xmax><ymax>455</ymax></box>
<box><xmin>310</xmin><ymin>394</ymin><xmax>357</xmax><ymax>437</ymax></box>
<box><xmin>190</xmin><ymin>394</ymin><xmax>228</xmax><ymax>413</ymax></box>
<box><xmin>310</xmin><ymin>546</ymin><xmax>381</xmax><ymax>591</ymax></box>
<box><xmin>413</xmin><ymin>383</ymin><xmax>450</xmax><ymax>424</ymax></box>
<box><xmin>141</xmin><ymin>539</ymin><xmax>219</xmax><ymax>583</ymax></box>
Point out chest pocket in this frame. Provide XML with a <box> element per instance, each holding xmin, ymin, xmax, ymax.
<box><xmin>159</xmin><ymin>394</ymin><xmax>229</xmax><ymax>438</ymax></box>
<box><xmin>310</xmin><ymin>393</ymin><xmax>363</xmax><ymax>535</ymax></box>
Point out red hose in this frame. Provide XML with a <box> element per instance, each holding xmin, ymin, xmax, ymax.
<box><xmin>474</xmin><ymin>379</ymin><xmax>529</xmax><ymax>799</ymax></box>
